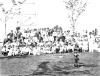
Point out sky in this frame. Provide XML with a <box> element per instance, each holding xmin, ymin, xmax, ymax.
<box><xmin>0</xmin><ymin>0</ymin><xmax>100</xmax><ymax>41</ymax></box>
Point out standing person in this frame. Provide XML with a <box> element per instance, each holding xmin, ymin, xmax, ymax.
<box><xmin>15</xmin><ymin>27</ymin><xmax>22</xmax><ymax>44</ymax></box>
<box><xmin>7</xmin><ymin>30</ymin><xmax>15</xmax><ymax>43</ymax></box>
<box><xmin>74</xmin><ymin>51</ymin><xmax>79</xmax><ymax>68</ymax></box>
<box><xmin>15</xmin><ymin>27</ymin><xmax>22</xmax><ymax>39</ymax></box>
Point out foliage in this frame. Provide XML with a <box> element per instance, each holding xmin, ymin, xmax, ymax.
<box><xmin>64</xmin><ymin>0</ymin><xmax>87</xmax><ymax>33</ymax></box>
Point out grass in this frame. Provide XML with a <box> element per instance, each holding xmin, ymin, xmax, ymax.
<box><xmin>0</xmin><ymin>52</ymin><xmax>100</xmax><ymax>76</ymax></box>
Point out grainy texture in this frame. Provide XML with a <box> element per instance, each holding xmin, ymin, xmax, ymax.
<box><xmin>0</xmin><ymin>52</ymin><xmax>100</xmax><ymax>76</ymax></box>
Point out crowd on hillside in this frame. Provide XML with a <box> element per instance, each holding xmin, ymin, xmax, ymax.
<box><xmin>1</xmin><ymin>25</ymin><xmax>89</xmax><ymax>56</ymax></box>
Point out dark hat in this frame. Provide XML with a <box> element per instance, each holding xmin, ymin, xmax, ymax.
<box><xmin>16</xmin><ymin>26</ymin><xmax>20</xmax><ymax>30</ymax></box>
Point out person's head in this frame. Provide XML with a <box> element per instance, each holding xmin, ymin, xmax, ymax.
<box><xmin>11</xmin><ymin>30</ymin><xmax>13</xmax><ymax>33</ymax></box>
<box><xmin>16</xmin><ymin>27</ymin><xmax>20</xmax><ymax>31</ymax></box>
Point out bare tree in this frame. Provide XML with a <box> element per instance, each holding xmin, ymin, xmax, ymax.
<box><xmin>64</xmin><ymin>0</ymin><xmax>87</xmax><ymax>36</ymax></box>
<box><xmin>0</xmin><ymin>5</ymin><xmax>21</xmax><ymax>37</ymax></box>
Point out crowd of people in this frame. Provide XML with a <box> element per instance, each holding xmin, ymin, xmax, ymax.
<box><xmin>1</xmin><ymin>26</ymin><xmax>88</xmax><ymax>56</ymax></box>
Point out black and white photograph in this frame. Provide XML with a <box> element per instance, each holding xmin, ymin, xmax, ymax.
<box><xmin>0</xmin><ymin>0</ymin><xmax>100</xmax><ymax>76</ymax></box>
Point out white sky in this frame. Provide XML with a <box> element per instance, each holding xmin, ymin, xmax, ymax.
<box><xmin>0</xmin><ymin>0</ymin><xmax>100</xmax><ymax>41</ymax></box>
